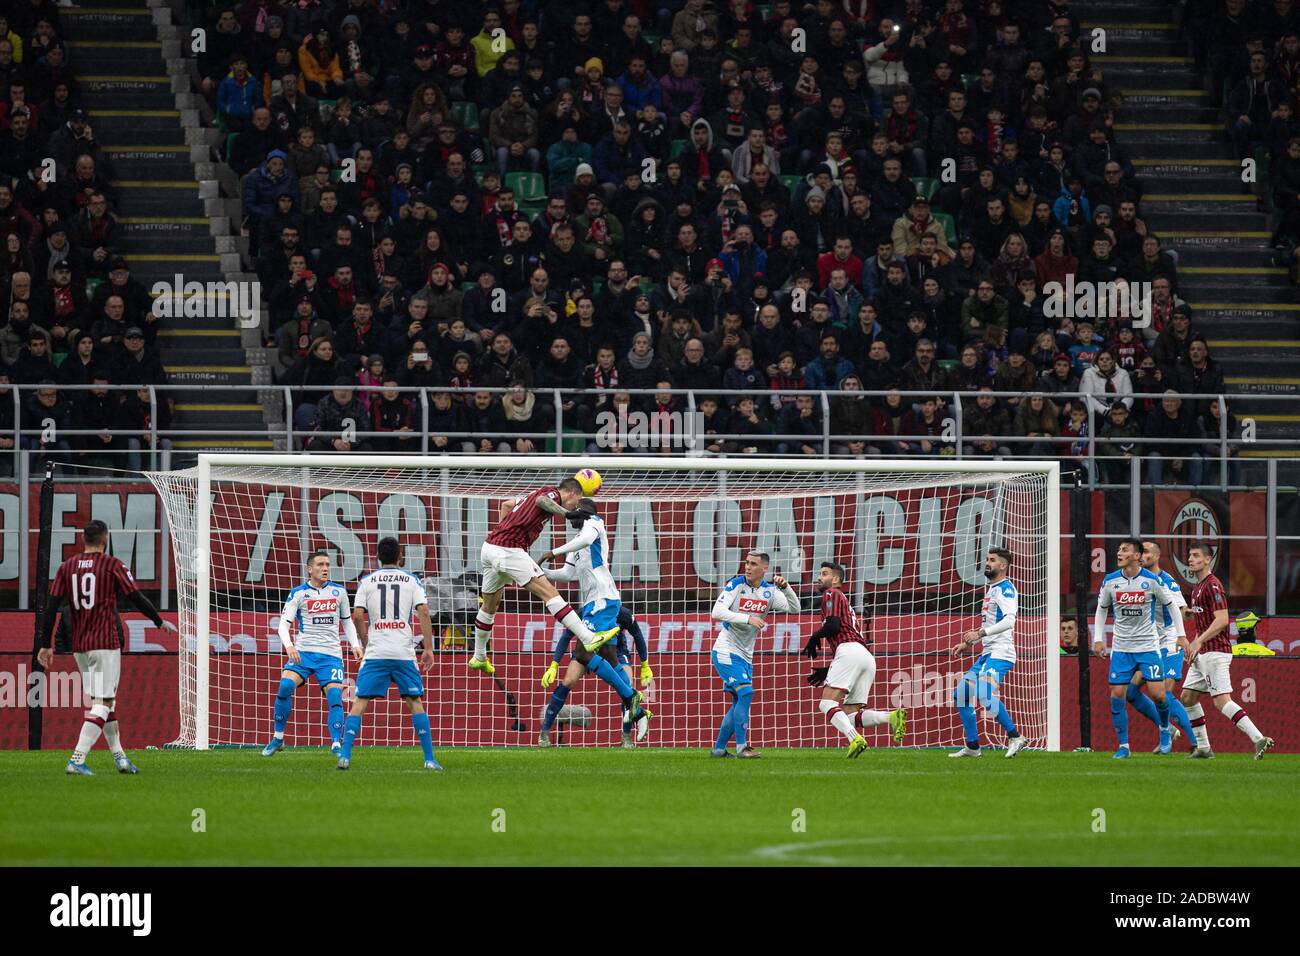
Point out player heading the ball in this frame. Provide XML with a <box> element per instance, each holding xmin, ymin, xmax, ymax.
<box><xmin>342</xmin><ymin>537</ymin><xmax>441</xmax><ymax>771</ymax></box>
<box><xmin>948</xmin><ymin>547</ymin><xmax>1027</xmax><ymax>758</ymax></box>
<box><xmin>1092</xmin><ymin>538</ymin><xmax>1179</xmax><ymax>760</ymax></box>
<box><xmin>472</xmin><ymin>476</ymin><xmax>597</xmax><ymax>675</ymax></box>
<box><xmin>263</xmin><ymin>550</ymin><xmax>361</xmax><ymax>757</ymax></box>
<box><xmin>710</xmin><ymin>550</ymin><xmax>801</xmax><ymax>758</ymax></box>
<box><xmin>803</xmin><ymin>561</ymin><xmax>906</xmax><ymax>758</ymax></box>
<box><xmin>38</xmin><ymin>519</ymin><xmax>171</xmax><ymax>776</ymax></box>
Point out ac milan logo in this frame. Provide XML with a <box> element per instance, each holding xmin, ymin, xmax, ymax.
<box><xmin>1169</xmin><ymin>499</ymin><xmax>1220</xmax><ymax>581</ymax></box>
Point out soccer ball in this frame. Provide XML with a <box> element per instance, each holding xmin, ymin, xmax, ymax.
<box><xmin>574</xmin><ymin>468</ymin><xmax>603</xmax><ymax>495</ymax></box>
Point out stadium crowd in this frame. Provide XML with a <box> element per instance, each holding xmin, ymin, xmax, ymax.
<box><xmin>0</xmin><ymin>3</ymin><xmax>174</xmax><ymax>472</ymax></box>
<box><xmin>200</xmin><ymin>1</ymin><xmax>1243</xmax><ymax>479</ymax></box>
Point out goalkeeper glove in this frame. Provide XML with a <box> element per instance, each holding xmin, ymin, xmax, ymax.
<box><xmin>639</xmin><ymin>660</ymin><xmax>654</xmax><ymax>687</ymax></box>
<box><xmin>801</xmin><ymin>633</ymin><xmax>822</xmax><ymax>657</ymax></box>
<box><xmin>541</xmin><ymin>660</ymin><xmax>558</xmax><ymax>689</ymax></box>
<box><xmin>806</xmin><ymin>666</ymin><xmax>830</xmax><ymax>687</ymax></box>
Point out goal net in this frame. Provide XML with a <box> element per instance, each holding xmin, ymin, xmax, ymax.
<box><xmin>146</xmin><ymin>456</ymin><xmax>1059</xmax><ymax>751</ymax></box>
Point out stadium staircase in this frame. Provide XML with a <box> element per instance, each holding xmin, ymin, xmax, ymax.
<box><xmin>66</xmin><ymin>0</ymin><xmax>273</xmax><ymax>461</ymax></box>
<box><xmin>1087</xmin><ymin>0</ymin><xmax>1300</xmax><ymax>456</ymax></box>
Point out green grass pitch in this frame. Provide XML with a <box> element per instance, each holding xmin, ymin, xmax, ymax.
<box><xmin>2</xmin><ymin>748</ymin><xmax>1297</xmax><ymax>866</ymax></box>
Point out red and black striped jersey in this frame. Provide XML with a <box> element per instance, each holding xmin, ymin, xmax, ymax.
<box><xmin>1188</xmin><ymin>573</ymin><xmax>1232</xmax><ymax>655</ymax></box>
<box><xmin>822</xmin><ymin>586</ymin><xmax>869</xmax><ymax>650</ymax></box>
<box><xmin>49</xmin><ymin>551</ymin><xmax>138</xmax><ymax>652</ymax></box>
<box><xmin>486</xmin><ymin>486</ymin><xmax>560</xmax><ymax>549</ymax></box>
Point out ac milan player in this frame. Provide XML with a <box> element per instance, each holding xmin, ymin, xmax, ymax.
<box><xmin>1180</xmin><ymin>542</ymin><xmax>1274</xmax><ymax>759</ymax></box>
<box><xmin>803</xmin><ymin>561</ymin><xmax>907</xmax><ymax>758</ymax></box>
<box><xmin>36</xmin><ymin>520</ymin><xmax>171</xmax><ymax>776</ymax></box>
<box><xmin>471</xmin><ymin>476</ymin><xmax>593</xmax><ymax>675</ymax></box>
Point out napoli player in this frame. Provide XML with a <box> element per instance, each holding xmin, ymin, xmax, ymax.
<box><xmin>710</xmin><ymin>550</ymin><xmax>801</xmax><ymax>758</ymax></box>
<box><xmin>802</xmin><ymin>561</ymin><xmax>906</xmax><ymax>757</ymax></box>
<box><xmin>1181</xmin><ymin>542</ymin><xmax>1274</xmax><ymax>759</ymax></box>
<box><xmin>948</xmin><ymin>548</ymin><xmax>1029</xmax><ymax>758</ymax></box>
<box><xmin>1091</xmin><ymin>538</ymin><xmax>1180</xmax><ymax>759</ymax></box>
<box><xmin>471</xmin><ymin>476</ymin><xmax>596</xmax><ymax>675</ymax></box>
<box><xmin>340</xmin><ymin>537</ymin><xmax>441</xmax><ymax>771</ymax></box>
<box><xmin>1122</xmin><ymin>540</ymin><xmax>1197</xmax><ymax>753</ymax></box>
<box><xmin>36</xmin><ymin>520</ymin><xmax>172</xmax><ymax>775</ymax></box>
<box><xmin>537</xmin><ymin>498</ymin><xmax>651</xmax><ymax>747</ymax></box>
<box><xmin>262</xmin><ymin>550</ymin><xmax>361</xmax><ymax>757</ymax></box>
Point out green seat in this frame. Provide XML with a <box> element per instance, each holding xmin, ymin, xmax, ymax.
<box><xmin>642</xmin><ymin>31</ymin><xmax>661</xmax><ymax>48</ymax></box>
<box><xmin>460</xmin><ymin>281</ymin><xmax>477</xmax><ymax>293</ymax></box>
<box><xmin>934</xmin><ymin>212</ymin><xmax>957</xmax><ymax>244</ymax></box>
<box><xmin>669</xmin><ymin>138</ymin><xmax>687</xmax><ymax>160</ymax></box>
<box><xmin>937</xmin><ymin>359</ymin><xmax>958</xmax><ymax>373</ymax></box>
<box><xmin>544</xmin><ymin>429</ymin><xmax>587</xmax><ymax>454</ymax></box>
<box><xmin>473</xmin><ymin>164</ymin><xmax>494</xmax><ymax>184</ymax></box>
<box><xmin>450</xmin><ymin>100</ymin><xmax>479</xmax><ymax>128</ymax></box>
<box><xmin>84</xmin><ymin>276</ymin><xmax>104</xmax><ymax>298</ymax></box>
<box><xmin>590</xmin><ymin>277</ymin><xmax>603</xmax><ymax>295</ymax></box>
<box><xmin>914</xmin><ymin>176</ymin><xmax>939</xmax><ymax>199</ymax></box>
<box><xmin>224</xmin><ymin>132</ymin><xmax>238</xmax><ymax>161</ymax></box>
<box><xmin>518</xmin><ymin>201</ymin><xmax>546</xmax><ymax>220</ymax></box>
<box><xmin>329</xmin><ymin>168</ymin><xmax>343</xmax><ymax>184</ymax></box>
<box><xmin>506</xmin><ymin>171</ymin><xmax>546</xmax><ymax>203</ymax></box>
<box><xmin>318</xmin><ymin>99</ymin><xmax>338</xmax><ymax>122</ymax></box>
<box><xmin>780</xmin><ymin>174</ymin><xmax>802</xmax><ymax>196</ymax></box>
<box><xmin>961</xmin><ymin>73</ymin><xmax>978</xmax><ymax>91</ymax></box>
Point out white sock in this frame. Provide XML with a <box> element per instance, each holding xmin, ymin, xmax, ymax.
<box><xmin>857</xmin><ymin>710</ymin><xmax>893</xmax><ymax>728</ymax></box>
<box><xmin>1186</xmin><ymin>702</ymin><xmax>1210</xmax><ymax>749</ymax></box>
<box><xmin>545</xmin><ymin>596</ymin><xmax>595</xmax><ymax>645</ymax></box>
<box><xmin>102</xmin><ymin>713</ymin><xmax>125</xmax><ymax>758</ymax></box>
<box><xmin>273</xmin><ymin>730</ymin><xmax>285</xmax><ymax>740</ymax></box>
<box><xmin>473</xmin><ymin>609</ymin><xmax>495</xmax><ymax>658</ymax></box>
<box><xmin>1220</xmin><ymin>700</ymin><xmax>1263</xmax><ymax>743</ymax></box>
<box><xmin>820</xmin><ymin>699</ymin><xmax>857</xmax><ymax>741</ymax></box>
<box><xmin>72</xmin><ymin>704</ymin><xmax>110</xmax><ymax>763</ymax></box>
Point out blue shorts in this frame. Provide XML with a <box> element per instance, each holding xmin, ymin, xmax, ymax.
<box><xmin>1160</xmin><ymin>648</ymin><xmax>1183</xmax><ymax>681</ymax></box>
<box><xmin>286</xmin><ymin>651</ymin><xmax>345</xmax><ymax>688</ymax></box>
<box><xmin>581</xmin><ymin>599</ymin><xmax>621</xmax><ymax>644</ymax></box>
<box><xmin>354</xmin><ymin>659</ymin><xmax>424</xmax><ymax>698</ymax></box>
<box><xmin>1109</xmin><ymin>650</ymin><xmax>1164</xmax><ymax>685</ymax></box>
<box><xmin>711</xmin><ymin>650</ymin><xmax>752</xmax><ymax>692</ymax></box>
<box><xmin>963</xmin><ymin>653</ymin><xmax>1014</xmax><ymax>686</ymax></box>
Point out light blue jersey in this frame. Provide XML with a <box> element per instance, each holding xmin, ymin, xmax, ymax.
<box><xmin>1153</xmin><ymin>569</ymin><xmax>1187</xmax><ymax>653</ymax></box>
<box><xmin>979</xmin><ymin>578</ymin><xmax>1018</xmax><ymax>664</ymax></box>
<box><xmin>1094</xmin><ymin>567</ymin><xmax>1178</xmax><ymax>654</ymax></box>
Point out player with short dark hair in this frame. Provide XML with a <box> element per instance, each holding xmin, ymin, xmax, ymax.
<box><xmin>803</xmin><ymin>561</ymin><xmax>906</xmax><ymax>757</ymax></box>
<box><xmin>37</xmin><ymin>520</ymin><xmax>171</xmax><ymax>775</ymax></box>
<box><xmin>472</xmin><ymin>476</ymin><xmax>592</xmax><ymax>675</ymax></box>
<box><xmin>949</xmin><ymin>548</ymin><xmax>1028</xmax><ymax>758</ymax></box>
<box><xmin>1181</xmin><ymin>543</ymin><xmax>1274</xmax><ymax>759</ymax></box>
<box><xmin>1125</xmin><ymin>540</ymin><xmax>1197</xmax><ymax>753</ymax></box>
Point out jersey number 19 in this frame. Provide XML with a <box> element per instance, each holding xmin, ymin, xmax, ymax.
<box><xmin>69</xmin><ymin>573</ymin><xmax>97</xmax><ymax>610</ymax></box>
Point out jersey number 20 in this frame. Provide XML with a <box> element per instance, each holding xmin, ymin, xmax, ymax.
<box><xmin>69</xmin><ymin>573</ymin><xmax>96</xmax><ymax>610</ymax></box>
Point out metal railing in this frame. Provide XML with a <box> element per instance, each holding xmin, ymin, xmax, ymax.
<box><xmin>6</xmin><ymin>383</ymin><xmax>1295</xmax><ymax>488</ymax></box>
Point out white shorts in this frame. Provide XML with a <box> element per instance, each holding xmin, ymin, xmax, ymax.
<box><xmin>1183</xmin><ymin>650</ymin><xmax>1232</xmax><ymax>696</ymax></box>
<box><xmin>480</xmin><ymin>541</ymin><xmax>545</xmax><ymax>593</ymax></box>
<box><xmin>74</xmin><ymin>649</ymin><xmax>121</xmax><ymax>700</ymax></box>
<box><xmin>825</xmin><ymin>642</ymin><xmax>876</xmax><ymax>706</ymax></box>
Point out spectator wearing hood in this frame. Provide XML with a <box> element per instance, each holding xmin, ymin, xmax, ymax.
<box><xmin>243</xmin><ymin>148</ymin><xmax>298</xmax><ymax>256</ymax></box>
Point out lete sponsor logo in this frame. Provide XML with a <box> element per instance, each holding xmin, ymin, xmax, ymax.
<box><xmin>1115</xmin><ymin>590</ymin><xmax>1148</xmax><ymax>606</ymax></box>
<box><xmin>736</xmin><ymin>596</ymin><xmax>769</xmax><ymax>614</ymax></box>
<box><xmin>304</xmin><ymin>599</ymin><xmax>337</xmax><ymax>614</ymax></box>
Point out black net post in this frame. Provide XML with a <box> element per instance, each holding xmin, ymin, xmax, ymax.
<box><xmin>1071</xmin><ymin>483</ymin><xmax>1091</xmax><ymax>751</ymax></box>
<box><xmin>26</xmin><ymin>461</ymin><xmax>56</xmax><ymax>750</ymax></box>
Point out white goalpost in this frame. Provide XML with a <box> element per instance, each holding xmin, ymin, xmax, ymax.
<box><xmin>146</xmin><ymin>455</ymin><xmax>1060</xmax><ymax>752</ymax></box>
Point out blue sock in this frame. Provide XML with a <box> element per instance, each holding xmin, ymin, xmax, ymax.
<box><xmin>714</xmin><ymin>704</ymin><xmax>735</xmax><ymax>752</ymax></box>
<box><xmin>1125</xmin><ymin>682</ymin><xmax>1160</xmax><ymax>727</ymax></box>
<box><xmin>341</xmin><ymin>713</ymin><xmax>362</xmax><ymax>760</ymax></box>
<box><xmin>978</xmin><ymin>678</ymin><xmax>1018</xmax><ymax>737</ymax></box>
<box><xmin>326</xmin><ymin>686</ymin><xmax>344</xmax><ymax>743</ymax></box>
<box><xmin>1154</xmin><ymin>694</ymin><xmax>1170</xmax><ymax>730</ymax></box>
<box><xmin>411</xmin><ymin>711</ymin><xmax>434</xmax><ymax>762</ymax></box>
<box><xmin>542</xmin><ymin>685</ymin><xmax>570</xmax><ymax>732</ymax></box>
<box><xmin>732</xmin><ymin>686</ymin><xmax>753</xmax><ymax>749</ymax></box>
<box><xmin>1111</xmin><ymin>695</ymin><xmax>1130</xmax><ymax>746</ymax></box>
<box><xmin>273</xmin><ymin>678</ymin><xmax>295</xmax><ymax>736</ymax></box>
<box><xmin>955</xmin><ymin>677</ymin><xmax>979</xmax><ymax>747</ymax></box>
<box><xmin>586</xmin><ymin>654</ymin><xmax>634</xmax><ymax>699</ymax></box>
<box><xmin>1167</xmin><ymin>695</ymin><xmax>1196</xmax><ymax>743</ymax></box>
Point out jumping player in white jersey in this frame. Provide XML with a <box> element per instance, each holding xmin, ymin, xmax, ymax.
<box><xmin>710</xmin><ymin>550</ymin><xmax>801</xmax><ymax>758</ymax></box>
<box><xmin>949</xmin><ymin>548</ymin><xmax>1029</xmax><ymax>759</ymax></box>
<box><xmin>537</xmin><ymin>498</ymin><xmax>650</xmax><ymax>748</ymax></box>
<box><xmin>340</xmin><ymin>537</ymin><xmax>440</xmax><ymax>771</ymax></box>
<box><xmin>263</xmin><ymin>550</ymin><xmax>361</xmax><ymax>757</ymax></box>
<box><xmin>1092</xmin><ymin>538</ymin><xmax>1180</xmax><ymax>759</ymax></box>
<box><xmin>1122</xmin><ymin>540</ymin><xmax>1197</xmax><ymax>754</ymax></box>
